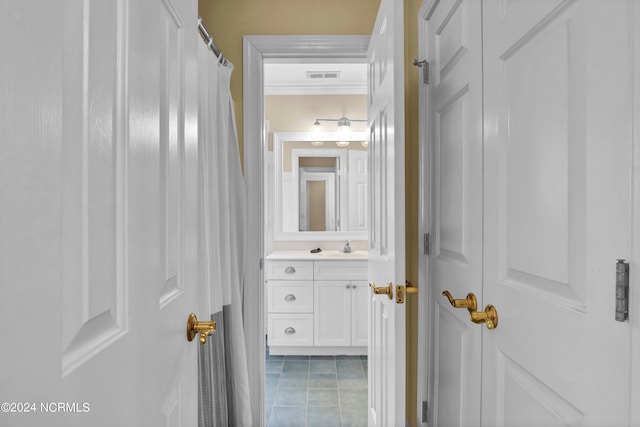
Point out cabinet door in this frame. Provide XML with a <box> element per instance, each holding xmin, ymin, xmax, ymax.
<box><xmin>314</xmin><ymin>281</ymin><xmax>352</xmax><ymax>346</ymax></box>
<box><xmin>351</xmin><ymin>280</ymin><xmax>369</xmax><ymax>347</ymax></box>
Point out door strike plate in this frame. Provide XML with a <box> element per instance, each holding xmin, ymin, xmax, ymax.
<box><xmin>396</xmin><ymin>281</ymin><xmax>418</xmax><ymax>304</ymax></box>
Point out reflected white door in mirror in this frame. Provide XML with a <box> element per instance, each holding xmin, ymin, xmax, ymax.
<box><xmin>265</xmin><ymin>251</ymin><xmax>368</xmax><ymax>356</ymax></box>
<box><xmin>273</xmin><ymin>132</ymin><xmax>368</xmax><ymax>241</ymax></box>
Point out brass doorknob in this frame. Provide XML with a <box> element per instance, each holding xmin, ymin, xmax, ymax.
<box><xmin>369</xmin><ymin>281</ymin><xmax>393</xmax><ymax>299</ymax></box>
<box><xmin>186</xmin><ymin>313</ymin><xmax>216</xmax><ymax>345</ymax></box>
<box><xmin>442</xmin><ymin>290</ymin><xmax>477</xmax><ymax>312</ymax></box>
<box><xmin>470</xmin><ymin>305</ymin><xmax>498</xmax><ymax>330</ymax></box>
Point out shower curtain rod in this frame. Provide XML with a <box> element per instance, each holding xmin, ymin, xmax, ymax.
<box><xmin>198</xmin><ymin>16</ymin><xmax>228</xmax><ymax>66</ymax></box>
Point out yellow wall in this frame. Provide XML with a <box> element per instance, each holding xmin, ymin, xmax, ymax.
<box><xmin>199</xmin><ymin>0</ymin><xmax>421</xmax><ymax>424</ymax></box>
<box><xmin>405</xmin><ymin>1</ymin><xmax>421</xmax><ymax>425</ymax></box>
<box><xmin>265</xmin><ymin>94</ymin><xmax>368</xmax><ymax>150</ymax></box>
<box><xmin>198</xmin><ymin>0</ymin><xmax>380</xmax><ymax>162</ymax></box>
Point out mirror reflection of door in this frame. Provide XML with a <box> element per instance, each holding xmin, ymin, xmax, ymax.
<box><xmin>298</xmin><ymin>157</ymin><xmax>338</xmax><ymax>232</ymax></box>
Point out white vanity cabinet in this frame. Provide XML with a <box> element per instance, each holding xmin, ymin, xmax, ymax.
<box><xmin>265</xmin><ymin>255</ymin><xmax>368</xmax><ymax>355</ymax></box>
<box><xmin>314</xmin><ymin>261</ymin><xmax>368</xmax><ymax>348</ymax></box>
<box><xmin>314</xmin><ymin>280</ymin><xmax>368</xmax><ymax>347</ymax></box>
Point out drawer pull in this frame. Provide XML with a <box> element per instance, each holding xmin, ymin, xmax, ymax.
<box><xmin>284</xmin><ymin>327</ymin><xmax>296</xmax><ymax>335</ymax></box>
<box><xmin>284</xmin><ymin>266</ymin><xmax>296</xmax><ymax>274</ymax></box>
<box><xmin>284</xmin><ymin>294</ymin><xmax>296</xmax><ymax>302</ymax></box>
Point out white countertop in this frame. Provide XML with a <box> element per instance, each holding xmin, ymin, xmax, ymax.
<box><xmin>266</xmin><ymin>250</ymin><xmax>368</xmax><ymax>261</ymax></box>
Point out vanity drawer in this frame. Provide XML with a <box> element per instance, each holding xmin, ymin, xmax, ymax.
<box><xmin>314</xmin><ymin>261</ymin><xmax>367</xmax><ymax>281</ymax></box>
<box><xmin>266</xmin><ymin>260</ymin><xmax>314</xmax><ymax>280</ymax></box>
<box><xmin>268</xmin><ymin>281</ymin><xmax>313</xmax><ymax>313</ymax></box>
<box><xmin>268</xmin><ymin>314</ymin><xmax>313</xmax><ymax>346</ymax></box>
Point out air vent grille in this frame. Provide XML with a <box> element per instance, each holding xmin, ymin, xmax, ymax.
<box><xmin>306</xmin><ymin>71</ymin><xmax>341</xmax><ymax>79</ymax></box>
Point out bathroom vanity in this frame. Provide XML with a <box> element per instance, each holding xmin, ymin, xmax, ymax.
<box><xmin>265</xmin><ymin>250</ymin><xmax>368</xmax><ymax>355</ymax></box>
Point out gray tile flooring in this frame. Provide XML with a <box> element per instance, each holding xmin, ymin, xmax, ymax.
<box><xmin>265</xmin><ymin>352</ymin><xmax>368</xmax><ymax>427</ymax></box>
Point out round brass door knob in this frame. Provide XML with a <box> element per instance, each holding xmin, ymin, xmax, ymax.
<box><xmin>186</xmin><ymin>313</ymin><xmax>216</xmax><ymax>345</ymax></box>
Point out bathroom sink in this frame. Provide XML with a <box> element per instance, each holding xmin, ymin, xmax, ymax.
<box><xmin>316</xmin><ymin>250</ymin><xmax>368</xmax><ymax>259</ymax></box>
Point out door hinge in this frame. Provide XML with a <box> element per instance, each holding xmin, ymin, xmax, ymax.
<box><xmin>413</xmin><ymin>59</ymin><xmax>429</xmax><ymax>84</ymax></box>
<box><xmin>423</xmin><ymin>233</ymin><xmax>430</xmax><ymax>255</ymax></box>
<box><xmin>615</xmin><ymin>259</ymin><xmax>629</xmax><ymax>322</ymax></box>
<box><xmin>259</xmin><ymin>257</ymin><xmax>264</xmax><ymax>270</ymax></box>
<box><xmin>422</xmin><ymin>400</ymin><xmax>430</xmax><ymax>424</ymax></box>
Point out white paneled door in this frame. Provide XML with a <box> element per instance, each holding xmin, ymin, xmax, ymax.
<box><xmin>482</xmin><ymin>1</ymin><xmax>631</xmax><ymax>425</ymax></box>
<box><xmin>426</xmin><ymin>0</ymin><xmax>484</xmax><ymax>425</ymax></box>
<box><xmin>0</xmin><ymin>0</ymin><xmax>201</xmax><ymax>426</ymax></box>
<box><xmin>367</xmin><ymin>0</ymin><xmax>406</xmax><ymax>425</ymax></box>
<box><xmin>424</xmin><ymin>0</ymin><xmax>633</xmax><ymax>425</ymax></box>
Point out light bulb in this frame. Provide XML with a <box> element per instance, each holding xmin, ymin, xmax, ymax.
<box><xmin>311</xmin><ymin>119</ymin><xmax>322</xmax><ymax>138</ymax></box>
<box><xmin>337</xmin><ymin>117</ymin><xmax>351</xmax><ymax>139</ymax></box>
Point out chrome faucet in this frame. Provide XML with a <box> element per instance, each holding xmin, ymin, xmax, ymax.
<box><xmin>342</xmin><ymin>239</ymin><xmax>352</xmax><ymax>253</ymax></box>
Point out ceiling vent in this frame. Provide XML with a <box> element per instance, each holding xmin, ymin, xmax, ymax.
<box><xmin>306</xmin><ymin>71</ymin><xmax>341</xmax><ymax>80</ymax></box>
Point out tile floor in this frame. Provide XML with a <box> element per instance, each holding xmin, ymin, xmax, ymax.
<box><xmin>265</xmin><ymin>352</ymin><xmax>368</xmax><ymax>427</ymax></box>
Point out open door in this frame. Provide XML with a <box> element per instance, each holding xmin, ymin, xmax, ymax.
<box><xmin>0</xmin><ymin>0</ymin><xmax>201</xmax><ymax>425</ymax></box>
<box><xmin>424</xmin><ymin>0</ymin><xmax>484</xmax><ymax>425</ymax></box>
<box><xmin>367</xmin><ymin>0</ymin><xmax>406</xmax><ymax>425</ymax></box>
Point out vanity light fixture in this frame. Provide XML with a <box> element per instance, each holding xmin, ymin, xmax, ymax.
<box><xmin>311</xmin><ymin>117</ymin><xmax>367</xmax><ymax>140</ymax></box>
<box><xmin>311</xmin><ymin>117</ymin><xmax>368</xmax><ymax>148</ymax></box>
<box><xmin>337</xmin><ymin>117</ymin><xmax>351</xmax><ymax>138</ymax></box>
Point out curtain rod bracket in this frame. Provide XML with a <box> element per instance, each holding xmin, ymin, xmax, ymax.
<box><xmin>197</xmin><ymin>16</ymin><xmax>228</xmax><ymax>66</ymax></box>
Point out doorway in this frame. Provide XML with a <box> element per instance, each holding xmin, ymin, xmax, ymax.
<box><xmin>243</xmin><ymin>35</ymin><xmax>370</xmax><ymax>425</ymax></box>
<box><xmin>262</xmin><ymin>59</ymin><xmax>369</xmax><ymax>426</ymax></box>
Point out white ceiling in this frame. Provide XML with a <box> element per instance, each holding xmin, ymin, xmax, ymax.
<box><xmin>264</xmin><ymin>63</ymin><xmax>367</xmax><ymax>95</ymax></box>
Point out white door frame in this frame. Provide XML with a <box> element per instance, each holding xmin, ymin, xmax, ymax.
<box><xmin>243</xmin><ymin>35</ymin><xmax>369</xmax><ymax>425</ymax></box>
<box><xmin>416</xmin><ymin>1</ymin><xmax>433</xmax><ymax>424</ymax></box>
<box><xmin>632</xmin><ymin>1</ymin><xmax>640</xmax><ymax>424</ymax></box>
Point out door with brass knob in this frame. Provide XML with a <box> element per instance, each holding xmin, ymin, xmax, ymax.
<box><xmin>424</xmin><ymin>1</ymin><xmax>485</xmax><ymax>425</ymax></box>
<box><xmin>367</xmin><ymin>0</ymin><xmax>408</xmax><ymax>424</ymax></box>
<box><xmin>425</xmin><ymin>0</ymin><xmax>634</xmax><ymax>425</ymax></box>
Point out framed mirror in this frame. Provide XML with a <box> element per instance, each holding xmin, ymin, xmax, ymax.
<box><xmin>273</xmin><ymin>131</ymin><xmax>368</xmax><ymax>241</ymax></box>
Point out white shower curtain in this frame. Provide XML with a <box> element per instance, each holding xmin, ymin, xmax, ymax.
<box><xmin>197</xmin><ymin>38</ymin><xmax>251</xmax><ymax>427</ymax></box>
